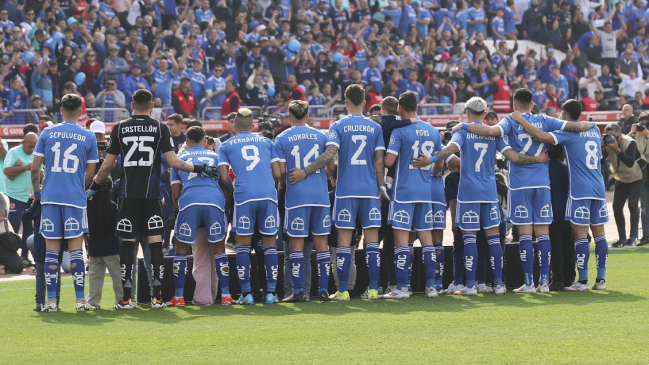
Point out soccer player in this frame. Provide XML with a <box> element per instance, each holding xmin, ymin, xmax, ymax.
<box><xmin>432</xmin><ymin>97</ymin><xmax>548</xmax><ymax>295</ymax></box>
<box><xmin>453</xmin><ymin>89</ymin><xmax>594</xmax><ymax>293</ymax></box>
<box><xmin>218</xmin><ymin>108</ymin><xmax>282</xmax><ymax>305</ymax></box>
<box><xmin>88</xmin><ymin>89</ymin><xmax>218</xmax><ymax>310</ymax></box>
<box><xmin>275</xmin><ymin>100</ymin><xmax>335</xmax><ymax>303</ymax></box>
<box><xmin>167</xmin><ymin>126</ymin><xmax>232</xmax><ymax>307</ymax></box>
<box><xmin>383</xmin><ymin>92</ymin><xmax>443</xmax><ymax>299</ymax></box>
<box><xmin>289</xmin><ymin>84</ymin><xmax>385</xmax><ymax>301</ymax></box>
<box><xmin>510</xmin><ymin>100</ymin><xmax>609</xmax><ymax>291</ymax></box>
<box><xmin>30</xmin><ymin>93</ymin><xmax>99</xmax><ymax>312</ymax></box>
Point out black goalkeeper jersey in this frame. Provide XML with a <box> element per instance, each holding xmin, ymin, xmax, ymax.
<box><xmin>107</xmin><ymin>115</ymin><xmax>174</xmax><ymax>199</ymax></box>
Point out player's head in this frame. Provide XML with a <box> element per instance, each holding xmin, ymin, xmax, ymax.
<box><xmin>235</xmin><ymin>108</ymin><xmax>254</xmax><ymax>132</ymax></box>
<box><xmin>513</xmin><ymin>88</ymin><xmax>533</xmax><ymax>112</ymax></box>
<box><xmin>22</xmin><ymin>132</ymin><xmax>38</xmax><ymax>154</ymax></box>
<box><xmin>60</xmin><ymin>93</ymin><xmax>83</xmax><ymax>122</ymax></box>
<box><xmin>380</xmin><ymin>96</ymin><xmax>398</xmax><ymax>116</ymax></box>
<box><xmin>186</xmin><ymin>126</ymin><xmax>207</xmax><ymax>148</ymax></box>
<box><xmin>23</xmin><ymin>123</ymin><xmax>39</xmax><ymax>136</ymax></box>
<box><xmin>344</xmin><ymin>84</ymin><xmax>366</xmax><ymax>110</ymax></box>
<box><xmin>561</xmin><ymin>99</ymin><xmax>582</xmax><ymax>121</ymax></box>
<box><xmin>465</xmin><ymin>96</ymin><xmax>487</xmax><ymax>122</ymax></box>
<box><xmin>398</xmin><ymin>92</ymin><xmax>418</xmax><ymax>116</ymax></box>
<box><xmin>167</xmin><ymin>113</ymin><xmax>183</xmax><ymax>136</ymax></box>
<box><xmin>288</xmin><ymin>100</ymin><xmax>309</xmax><ymax>126</ymax></box>
<box><xmin>132</xmin><ymin>89</ymin><xmax>154</xmax><ymax>114</ymax></box>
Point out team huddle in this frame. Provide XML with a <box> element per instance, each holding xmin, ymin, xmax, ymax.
<box><xmin>31</xmin><ymin>85</ymin><xmax>610</xmax><ymax>311</ymax></box>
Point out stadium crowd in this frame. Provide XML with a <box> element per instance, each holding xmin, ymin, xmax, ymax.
<box><xmin>0</xmin><ymin>0</ymin><xmax>647</xmax><ymax>310</ymax></box>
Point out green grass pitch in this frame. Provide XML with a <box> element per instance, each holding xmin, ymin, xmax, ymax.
<box><xmin>1</xmin><ymin>247</ymin><xmax>648</xmax><ymax>364</ymax></box>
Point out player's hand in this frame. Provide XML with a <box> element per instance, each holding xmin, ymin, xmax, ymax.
<box><xmin>451</xmin><ymin>123</ymin><xmax>463</xmax><ymax>134</ymax></box>
<box><xmin>86</xmin><ymin>189</ymin><xmax>97</xmax><ymax>199</ymax></box>
<box><xmin>411</xmin><ymin>153</ymin><xmax>432</xmax><ymax>168</ymax></box>
<box><xmin>199</xmin><ymin>163</ymin><xmax>219</xmax><ymax>179</ymax></box>
<box><xmin>288</xmin><ymin>168</ymin><xmax>306</xmax><ymax>184</ymax></box>
<box><xmin>380</xmin><ymin>185</ymin><xmax>390</xmax><ymax>201</ymax></box>
<box><xmin>510</xmin><ymin>110</ymin><xmax>525</xmax><ymax>123</ymax></box>
<box><xmin>536</xmin><ymin>150</ymin><xmax>549</xmax><ymax>164</ymax></box>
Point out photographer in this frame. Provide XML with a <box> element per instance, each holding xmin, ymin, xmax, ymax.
<box><xmin>604</xmin><ymin>123</ymin><xmax>646</xmax><ymax>247</ymax></box>
<box><xmin>631</xmin><ymin>112</ymin><xmax>649</xmax><ymax>246</ymax></box>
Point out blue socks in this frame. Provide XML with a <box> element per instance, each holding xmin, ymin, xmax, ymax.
<box><xmin>434</xmin><ymin>242</ymin><xmax>444</xmax><ymax>290</ymax></box>
<box><xmin>264</xmin><ymin>245</ymin><xmax>278</xmax><ymax>293</ymax></box>
<box><xmin>407</xmin><ymin>242</ymin><xmax>414</xmax><ymax>289</ymax></box>
<box><xmin>422</xmin><ymin>245</ymin><xmax>436</xmax><ymax>288</ymax></box>
<box><xmin>336</xmin><ymin>246</ymin><xmax>351</xmax><ymax>293</ymax></box>
<box><xmin>290</xmin><ymin>251</ymin><xmax>304</xmax><ymax>294</ymax></box>
<box><xmin>317</xmin><ymin>251</ymin><xmax>331</xmax><ymax>294</ymax></box>
<box><xmin>519</xmin><ymin>234</ymin><xmax>534</xmax><ymax>286</ymax></box>
<box><xmin>453</xmin><ymin>232</ymin><xmax>464</xmax><ymax>285</ymax></box>
<box><xmin>463</xmin><ymin>233</ymin><xmax>477</xmax><ymax>289</ymax></box>
<box><xmin>537</xmin><ymin>234</ymin><xmax>551</xmax><ymax>285</ymax></box>
<box><xmin>70</xmin><ymin>250</ymin><xmax>85</xmax><ymax>299</ymax></box>
<box><xmin>575</xmin><ymin>238</ymin><xmax>590</xmax><ymax>282</ymax></box>
<box><xmin>215</xmin><ymin>253</ymin><xmax>230</xmax><ymax>295</ymax></box>
<box><xmin>45</xmin><ymin>250</ymin><xmax>59</xmax><ymax>300</ymax></box>
<box><xmin>487</xmin><ymin>234</ymin><xmax>503</xmax><ymax>287</ymax></box>
<box><xmin>236</xmin><ymin>244</ymin><xmax>252</xmax><ymax>293</ymax></box>
<box><xmin>594</xmin><ymin>235</ymin><xmax>608</xmax><ymax>280</ymax></box>
<box><xmin>395</xmin><ymin>246</ymin><xmax>411</xmax><ymax>291</ymax></box>
<box><xmin>366</xmin><ymin>242</ymin><xmax>380</xmax><ymax>291</ymax></box>
<box><xmin>173</xmin><ymin>253</ymin><xmax>187</xmax><ymax>298</ymax></box>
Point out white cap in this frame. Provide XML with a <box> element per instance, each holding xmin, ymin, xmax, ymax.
<box><xmin>258</xmin><ymin>24</ymin><xmax>267</xmax><ymax>31</ymax></box>
<box><xmin>89</xmin><ymin>120</ymin><xmax>106</xmax><ymax>134</ymax></box>
<box><xmin>44</xmin><ymin>121</ymin><xmax>54</xmax><ymax>128</ymax></box>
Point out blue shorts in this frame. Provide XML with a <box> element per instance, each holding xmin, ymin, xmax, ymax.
<box><xmin>565</xmin><ymin>198</ymin><xmax>609</xmax><ymax>226</ymax></box>
<box><xmin>233</xmin><ymin>200</ymin><xmax>279</xmax><ymax>236</ymax></box>
<box><xmin>284</xmin><ymin>206</ymin><xmax>331</xmax><ymax>237</ymax></box>
<box><xmin>175</xmin><ymin>205</ymin><xmax>228</xmax><ymax>243</ymax></box>
<box><xmin>388</xmin><ymin>201</ymin><xmax>446</xmax><ymax>231</ymax></box>
<box><xmin>40</xmin><ymin>204</ymin><xmax>88</xmax><ymax>239</ymax></box>
<box><xmin>507</xmin><ymin>188</ymin><xmax>553</xmax><ymax>225</ymax></box>
<box><xmin>332</xmin><ymin>197</ymin><xmax>381</xmax><ymax>229</ymax></box>
<box><xmin>456</xmin><ymin>201</ymin><xmax>500</xmax><ymax>231</ymax></box>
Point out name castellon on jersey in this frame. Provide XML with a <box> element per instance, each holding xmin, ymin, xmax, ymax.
<box><xmin>120</xmin><ymin>125</ymin><xmax>159</xmax><ymax>134</ymax></box>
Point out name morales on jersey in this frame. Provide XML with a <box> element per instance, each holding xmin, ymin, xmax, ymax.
<box><xmin>48</xmin><ymin>131</ymin><xmax>87</xmax><ymax>141</ymax></box>
<box><xmin>231</xmin><ymin>136</ymin><xmax>267</xmax><ymax>144</ymax></box>
<box><xmin>121</xmin><ymin>125</ymin><xmax>158</xmax><ymax>134</ymax></box>
<box><xmin>288</xmin><ymin>133</ymin><xmax>318</xmax><ymax>142</ymax></box>
<box><xmin>343</xmin><ymin>125</ymin><xmax>375</xmax><ymax>133</ymax></box>
<box><xmin>467</xmin><ymin>133</ymin><xmax>495</xmax><ymax>140</ymax></box>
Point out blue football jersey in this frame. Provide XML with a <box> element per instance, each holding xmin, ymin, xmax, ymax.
<box><xmin>387</xmin><ymin>121</ymin><xmax>441</xmax><ymax>203</ymax></box>
<box><xmin>550</xmin><ymin>129</ymin><xmax>606</xmax><ymax>200</ymax></box>
<box><xmin>34</xmin><ymin>122</ymin><xmax>99</xmax><ymax>209</ymax></box>
<box><xmin>218</xmin><ymin>132</ymin><xmax>278</xmax><ymax>205</ymax></box>
<box><xmin>275</xmin><ymin>125</ymin><xmax>330</xmax><ymax>209</ymax></box>
<box><xmin>451</xmin><ymin>124</ymin><xmax>511</xmax><ymax>203</ymax></box>
<box><xmin>171</xmin><ymin>146</ymin><xmax>226</xmax><ymax>211</ymax></box>
<box><xmin>327</xmin><ymin>114</ymin><xmax>385</xmax><ymax>198</ymax></box>
<box><xmin>497</xmin><ymin>113</ymin><xmax>566</xmax><ymax>190</ymax></box>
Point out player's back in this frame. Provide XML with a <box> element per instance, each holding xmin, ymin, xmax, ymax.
<box><xmin>275</xmin><ymin>125</ymin><xmax>329</xmax><ymax>209</ymax></box>
<box><xmin>387</xmin><ymin>121</ymin><xmax>440</xmax><ymax>203</ymax></box>
<box><xmin>106</xmin><ymin>115</ymin><xmax>174</xmax><ymax>199</ymax></box>
<box><xmin>498</xmin><ymin>113</ymin><xmax>565</xmax><ymax>190</ymax></box>
<box><xmin>551</xmin><ymin>129</ymin><xmax>606</xmax><ymax>200</ymax></box>
<box><xmin>327</xmin><ymin>114</ymin><xmax>385</xmax><ymax>198</ymax></box>
<box><xmin>218</xmin><ymin>132</ymin><xmax>277</xmax><ymax>204</ymax></box>
<box><xmin>173</xmin><ymin>146</ymin><xmax>225</xmax><ymax>210</ymax></box>
<box><xmin>35</xmin><ymin>122</ymin><xmax>98</xmax><ymax>209</ymax></box>
<box><xmin>451</xmin><ymin>125</ymin><xmax>508</xmax><ymax>203</ymax></box>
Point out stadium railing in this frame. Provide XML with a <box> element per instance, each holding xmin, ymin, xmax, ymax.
<box><xmin>201</xmin><ymin>107</ymin><xmax>223</xmax><ymax>121</ymax></box>
<box><xmin>308</xmin><ymin>105</ymin><xmax>332</xmax><ymax>118</ymax></box>
<box><xmin>419</xmin><ymin>103</ymin><xmax>454</xmax><ymax>115</ymax></box>
<box><xmin>0</xmin><ymin>109</ymin><xmax>47</xmax><ymax>125</ymax></box>
<box><xmin>86</xmin><ymin>108</ymin><xmax>131</xmax><ymax>124</ymax></box>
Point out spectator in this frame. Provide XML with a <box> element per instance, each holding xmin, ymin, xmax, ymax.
<box><xmin>619</xmin><ymin>69</ymin><xmax>644</xmax><ymax>99</ymax></box>
<box><xmin>59</xmin><ymin>55</ymin><xmax>86</xmax><ymax>96</ymax></box>
<box><xmin>579</xmin><ymin>87</ymin><xmax>598</xmax><ymax>111</ymax></box>
<box><xmin>104</xmin><ymin>43</ymin><xmax>129</xmax><ymax>89</ymax></box>
<box><xmin>620</xmin><ymin>48</ymin><xmax>642</xmax><ymax>79</ymax></box>
<box><xmin>172</xmin><ymin>76</ymin><xmax>198</xmax><ymax>118</ymax></box>
<box><xmin>246</xmin><ymin>68</ymin><xmax>271</xmax><ymax>108</ymax></box>
<box><xmin>467</xmin><ymin>0</ymin><xmax>487</xmax><ymax>37</ymax></box>
<box><xmin>4</xmin><ymin>132</ymin><xmax>38</xmax><ymax>268</ymax></box>
<box><xmin>605</xmin><ymin>122</ymin><xmax>646</xmax><ymax>248</ymax></box>
<box><xmin>95</xmin><ymin>77</ymin><xmax>126</xmax><ymax>122</ymax></box>
<box><xmin>578</xmin><ymin>66</ymin><xmax>604</xmax><ymax>99</ymax></box>
<box><xmin>218</xmin><ymin>112</ymin><xmax>237</xmax><ymax>142</ymax></box>
<box><xmin>124</xmin><ymin>64</ymin><xmax>152</xmax><ymax>108</ymax></box>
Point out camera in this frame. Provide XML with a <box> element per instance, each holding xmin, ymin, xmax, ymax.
<box><xmin>206</xmin><ymin>135</ymin><xmax>215</xmax><ymax>146</ymax></box>
<box><xmin>637</xmin><ymin>122</ymin><xmax>646</xmax><ymax>132</ymax></box>
<box><xmin>444</xmin><ymin>121</ymin><xmax>459</xmax><ymax>142</ymax></box>
<box><xmin>258</xmin><ymin>105</ymin><xmax>281</xmax><ymax>129</ymax></box>
<box><xmin>603</xmin><ymin>133</ymin><xmax>617</xmax><ymax>144</ymax></box>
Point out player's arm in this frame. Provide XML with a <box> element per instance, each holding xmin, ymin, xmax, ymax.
<box><xmin>278</xmin><ymin>161</ymin><xmax>287</xmax><ymax>189</ymax></box>
<box><xmin>509</xmin><ymin>111</ymin><xmax>555</xmax><ymax>143</ymax></box>
<box><xmin>384</xmin><ymin>151</ymin><xmax>397</xmax><ymax>168</ymax></box>
<box><xmin>218</xmin><ymin>165</ymin><xmax>235</xmax><ymax>194</ymax></box>
<box><xmin>325</xmin><ymin>159</ymin><xmax>335</xmax><ymax>180</ymax></box>
<box><xmin>171</xmin><ymin>183</ymin><xmax>182</xmax><ymax>209</ymax></box>
<box><xmin>413</xmin><ymin>142</ymin><xmax>459</xmax><ymax>168</ymax></box>
<box><xmin>431</xmin><ymin>159</ymin><xmax>444</xmax><ymax>176</ymax></box>
<box><xmin>502</xmin><ymin>148</ymin><xmax>548</xmax><ymax>165</ymax></box>
<box><xmin>164</xmin><ymin>150</ymin><xmax>218</xmax><ymax>176</ymax></box>
<box><xmin>562</xmin><ymin>120</ymin><xmax>595</xmax><ymax>132</ymax></box>
<box><xmin>271</xmin><ymin>161</ymin><xmax>281</xmax><ymax>184</ymax></box>
<box><xmin>90</xmin><ymin>152</ymin><xmax>117</xmax><ymax>185</ymax></box>
<box><xmin>30</xmin><ymin>155</ymin><xmax>44</xmax><ymax>199</ymax></box>
<box><xmin>452</xmin><ymin>122</ymin><xmax>502</xmax><ymax>137</ymax></box>
<box><xmin>288</xmin><ymin>144</ymin><xmax>338</xmax><ymax>184</ymax></box>
<box><xmin>446</xmin><ymin>155</ymin><xmax>461</xmax><ymax>172</ymax></box>
<box><xmin>374</xmin><ymin>149</ymin><xmax>385</xmax><ymax>191</ymax></box>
